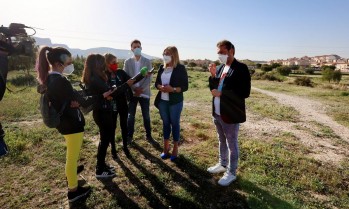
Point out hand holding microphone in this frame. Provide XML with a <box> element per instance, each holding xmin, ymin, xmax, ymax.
<box><xmin>131</xmin><ymin>66</ymin><xmax>154</xmax><ymax>83</ymax></box>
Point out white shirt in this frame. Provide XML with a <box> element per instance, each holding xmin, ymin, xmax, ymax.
<box><xmin>160</xmin><ymin>67</ymin><xmax>173</xmax><ymax>101</ymax></box>
<box><xmin>214</xmin><ymin>65</ymin><xmax>230</xmax><ymax>115</ymax></box>
<box><xmin>134</xmin><ymin>57</ymin><xmax>141</xmax><ymax>88</ymax></box>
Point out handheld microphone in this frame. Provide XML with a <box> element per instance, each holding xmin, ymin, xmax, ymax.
<box><xmin>131</xmin><ymin>67</ymin><xmax>154</xmax><ymax>83</ymax></box>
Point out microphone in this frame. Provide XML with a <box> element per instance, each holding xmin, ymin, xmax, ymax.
<box><xmin>131</xmin><ymin>66</ymin><xmax>154</xmax><ymax>83</ymax></box>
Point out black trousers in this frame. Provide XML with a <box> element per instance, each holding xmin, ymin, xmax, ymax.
<box><xmin>0</xmin><ymin>55</ymin><xmax>9</xmax><ymax>156</ymax></box>
<box><xmin>93</xmin><ymin>109</ymin><xmax>116</xmax><ymax>170</ymax></box>
<box><xmin>110</xmin><ymin>107</ymin><xmax>128</xmax><ymax>153</ymax></box>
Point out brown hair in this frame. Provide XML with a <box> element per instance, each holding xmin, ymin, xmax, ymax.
<box><xmin>104</xmin><ymin>53</ymin><xmax>116</xmax><ymax>64</ymax></box>
<box><xmin>36</xmin><ymin>46</ymin><xmax>71</xmax><ymax>84</ymax></box>
<box><xmin>217</xmin><ymin>40</ymin><xmax>235</xmax><ymax>55</ymax></box>
<box><xmin>81</xmin><ymin>54</ymin><xmax>108</xmax><ymax>84</ymax></box>
<box><xmin>163</xmin><ymin>46</ymin><xmax>180</xmax><ymax>68</ymax></box>
<box><xmin>130</xmin><ymin>39</ymin><xmax>141</xmax><ymax>47</ymax></box>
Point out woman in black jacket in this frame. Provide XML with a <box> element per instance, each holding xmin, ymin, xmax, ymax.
<box><xmin>104</xmin><ymin>53</ymin><xmax>132</xmax><ymax>158</ymax></box>
<box><xmin>154</xmin><ymin>46</ymin><xmax>188</xmax><ymax>161</ymax></box>
<box><xmin>36</xmin><ymin>47</ymin><xmax>111</xmax><ymax>202</ymax></box>
<box><xmin>81</xmin><ymin>54</ymin><xmax>133</xmax><ymax>178</ymax></box>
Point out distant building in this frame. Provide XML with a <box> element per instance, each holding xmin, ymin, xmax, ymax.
<box><xmin>270</xmin><ymin>54</ymin><xmax>348</xmax><ymax>70</ymax></box>
<box><xmin>335</xmin><ymin>59</ymin><xmax>349</xmax><ymax>72</ymax></box>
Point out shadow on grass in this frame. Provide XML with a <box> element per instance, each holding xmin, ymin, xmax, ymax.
<box><xmin>97</xmin><ymin>178</ymin><xmax>140</xmax><ymax>209</ymax></box>
<box><xmin>114</xmin><ymin>156</ymin><xmax>169</xmax><ymax>209</ymax></box>
<box><xmin>132</xmin><ymin>143</ymin><xmax>249</xmax><ymax>209</ymax></box>
<box><xmin>238</xmin><ymin>179</ymin><xmax>296</xmax><ymax>209</ymax></box>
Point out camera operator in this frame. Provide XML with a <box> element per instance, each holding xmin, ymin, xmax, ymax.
<box><xmin>0</xmin><ymin>33</ymin><xmax>14</xmax><ymax>157</ymax></box>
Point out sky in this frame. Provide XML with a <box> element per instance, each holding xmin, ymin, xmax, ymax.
<box><xmin>1</xmin><ymin>0</ymin><xmax>349</xmax><ymax>61</ymax></box>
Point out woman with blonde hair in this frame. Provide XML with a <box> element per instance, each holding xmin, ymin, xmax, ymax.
<box><xmin>154</xmin><ymin>46</ymin><xmax>188</xmax><ymax>161</ymax></box>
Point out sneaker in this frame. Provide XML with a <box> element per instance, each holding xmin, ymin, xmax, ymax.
<box><xmin>218</xmin><ymin>171</ymin><xmax>236</xmax><ymax>186</ymax></box>
<box><xmin>67</xmin><ymin>185</ymin><xmax>91</xmax><ymax>203</ymax></box>
<box><xmin>207</xmin><ymin>163</ymin><xmax>227</xmax><ymax>174</ymax></box>
<box><xmin>96</xmin><ymin>168</ymin><xmax>116</xmax><ymax>178</ymax></box>
<box><xmin>160</xmin><ymin>152</ymin><xmax>170</xmax><ymax>159</ymax></box>
<box><xmin>104</xmin><ymin>164</ymin><xmax>115</xmax><ymax>171</ymax></box>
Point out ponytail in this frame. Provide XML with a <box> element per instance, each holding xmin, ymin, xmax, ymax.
<box><xmin>35</xmin><ymin>46</ymin><xmax>71</xmax><ymax>85</ymax></box>
<box><xmin>36</xmin><ymin>46</ymin><xmax>51</xmax><ymax>85</ymax></box>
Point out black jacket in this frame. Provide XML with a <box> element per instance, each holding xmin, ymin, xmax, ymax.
<box><xmin>154</xmin><ymin>64</ymin><xmax>188</xmax><ymax>108</ymax></box>
<box><xmin>209</xmin><ymin>59</ymin><xmax>251</xmax><ymax>124</ymax></box>
<box><xmin>107</xmin><ymin>69</ymin><xmax>131</xmax><ymax>110</ymax></box>
<box><xmin>47</xmin><ymin>73</ymin><xmax>100</xmax><ymax>135</ymax></box>
<box><xmin>86</xmin><ymin>71</ymin><xmax>130</xmax><ymax>111</ymax></box>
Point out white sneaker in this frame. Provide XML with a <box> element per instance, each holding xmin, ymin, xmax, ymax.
<box><xmin>218</xmin><ymin>171</ymin><xmax>236</xmax><ymax>186</ymax></box>
<box><xmin>207</xmin><ymin>163</ymin><xmax>227</xmax><ymax>174</ymax></box>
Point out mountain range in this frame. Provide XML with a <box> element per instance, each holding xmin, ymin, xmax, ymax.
<box><xmin>34</xmin><ymin>37</ymin><xmax>159</xmax><ymax>60</ymax></box>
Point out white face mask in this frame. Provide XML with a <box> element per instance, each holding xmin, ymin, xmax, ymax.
<box><xmin>62</xmin><ymin>64</ymin><xmax>75</xmax><ymax>75</ymax></box>
<box><xmin>163</xmin><ymin>55</ymin><xmax>172</xmax><ymax>64</ymax></box>
<box><xmin>218</xmin><ymin>54</ymin><xmax>228</xmax><ymax>64</ymax></box>
<box><xmin>133</xmin><ymin>47</ymin><xmax>142</xmax><ymax>56</ymax></box>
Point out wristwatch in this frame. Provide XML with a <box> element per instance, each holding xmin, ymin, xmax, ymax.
<box><xmin>173</xmin><ymin>87</ymin><xmax>177</xmax><ymax>93</ymax></box>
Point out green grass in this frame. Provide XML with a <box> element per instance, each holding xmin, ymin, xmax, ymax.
<box><xmin>1</xmin><ymin>70</ymin><xmax>349</xmax><ymax>208</ymax></box>
<box><xmin>246</xmin><ymin>90</ymin><xmax>300</xmax><ymax>122</ymax></box>
<box><xmin>252</xmin><ymin>78</ymin><xmax>349</xmax><ymax>128</ymax></box>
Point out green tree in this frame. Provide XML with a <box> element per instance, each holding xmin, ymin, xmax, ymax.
<box><xmin>256</xmin><ymin>63</ymin><xmax>262</xmax><ymax>68</ymax></box>
<box><xmin>72</xmin><ymin>59</ymin><xmax>84</xmax><ymax>76</ymax></box>
<box><xmin>188</xmin><ymin>62</ymin><xmax>197</xmax><ymax>67</ymax></box>
<box><xmin>276</xmin><ymin>66</ymin><xmax>292</xmax><ymax>76</ymax></box>
<box><xmin>261</xmin><ymin>64</ymin><xmax>273</xmax><ymax>72</ymax></box>
<box><xmin>321</xmin><ymin>65</ymin><xmax>336</xmax><ymax>71</ymax></box>
<box><xmin>152</xmin><ymin>60</ymin><xmax>163</xmax><ymax>71</ymax></box>
<box><xmin>271</xmin><ymin>63</ymin><xmax>281</xmax><ymax>69</ymax></box>
<box><xmin>332</xmin><ymin>70</ymin><xmax>342</xmax><ymax>83</ymax></box>
<box><xmin>304</xmin><ymin>67</ymin><xmax>315</xmax><ymax>75</ymax></box>
<box><xmin>322</xmin><ymin>68</ymin><xmax>334</xmax><ymax>83</ymax></box>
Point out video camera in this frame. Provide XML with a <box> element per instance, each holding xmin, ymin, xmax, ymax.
<box><xmin>0</xmin><ymin>23</ymin><xmax>36</xmax><ymax>56</ymax></box>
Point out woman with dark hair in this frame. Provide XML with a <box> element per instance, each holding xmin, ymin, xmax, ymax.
<box><xmin>154</xmin><ymin>46</ymin><xmax>188</xmax><ymax>161</ymax></box>
<box><xmin>104</xmin><ymin>53</ymin><xmax>131</xmax><ymax>158</ymax></box>
<box><xmin>81</xmin><ymin>54</ymin><xmax>134</xmax><ymax>178</ymax></box>
<box><xmin>36</xmin><ymin>46</ymin><xmax>112</xmax><ymax>202</ymax></box>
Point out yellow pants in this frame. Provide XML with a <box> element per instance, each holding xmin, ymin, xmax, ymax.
<box><xmin>63</xmin><ymin>132</ymin><xmax>84</xmax><ymax>189</ymax></box>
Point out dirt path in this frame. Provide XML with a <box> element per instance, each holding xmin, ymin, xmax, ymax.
<box><xmin>242</xmin><ymin>87</ymin><xmax>349</xmax><ymax>164</ymax></box>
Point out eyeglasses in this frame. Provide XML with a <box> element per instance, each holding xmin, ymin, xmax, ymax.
<box><xmin>162</xmin><ymin>53</ymin><xmax>172</xmax><ymax>56</ymax></box>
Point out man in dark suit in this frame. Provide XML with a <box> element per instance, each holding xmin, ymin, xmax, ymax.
<box><xmin>207</xmin><ymin>40</ymin><xmax>251</xmax><ymax>186</ymax></box>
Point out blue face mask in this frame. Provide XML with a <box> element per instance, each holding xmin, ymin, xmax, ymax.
<box><xmin>133</xmin><ymin>47</ymin><xmax>142</xmax><ymax>56</ymax></box>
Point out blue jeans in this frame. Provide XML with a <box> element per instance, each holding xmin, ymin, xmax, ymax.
<box><xmin>213</xmin><ymin>114</ymin><xmax>240</xmax><ymax>175</ymax></box>
<box><xmin>158</xmin><ymin>100</ymin><xmax>183</xmax><ymax>142</ymax></box>
<box><xmin>127</xmin><ymin>97</ymin><xmax>152</xmax><ymax>138</ymax></box>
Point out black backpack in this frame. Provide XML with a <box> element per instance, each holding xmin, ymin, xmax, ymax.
<box><xmin>38</xmin><ymin>85</ymin><xmax>67</xmax><ymax>128</ymax></box>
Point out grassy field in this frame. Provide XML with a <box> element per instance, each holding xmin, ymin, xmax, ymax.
<box><xmin>0</xmin><ymin>70</ymin><xmax>348</xmax><ymax>209</ymax></box>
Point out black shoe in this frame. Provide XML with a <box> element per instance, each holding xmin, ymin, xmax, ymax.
<box><xmin>68</xmin><ymin>185</ymin><xmax>91</xmax><ymax>203</ymax></box>
<box><xmin>96</xmin><ymin>168</ymin><xmax>116</xmax><ymax>178</ymax></box>
<box><xmin>104</xmin><ymin>164</ymin><xmax>115</xmax><ymax>171</ymax></box>
<box><xmin>77</xmin><ymin>165</ymin><xmax>84</xmax><ymax>174</ymax></box>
